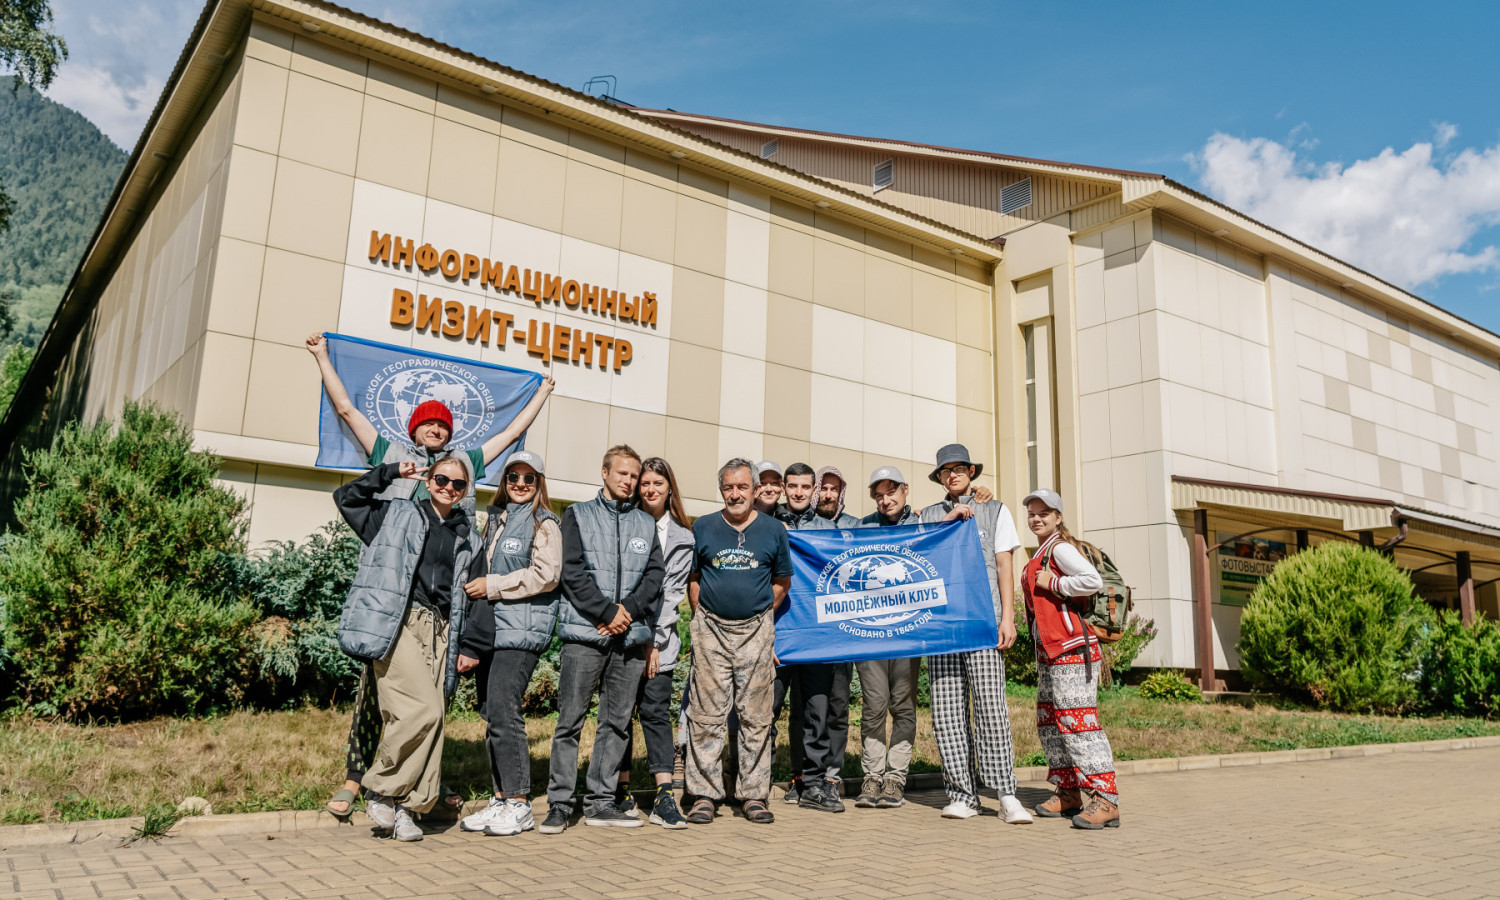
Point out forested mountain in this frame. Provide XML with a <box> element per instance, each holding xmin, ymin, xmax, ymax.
<box><xmin>0</xmin><ymin>76</ymin><xmax>127</xmax><ymax>291</ymax></box>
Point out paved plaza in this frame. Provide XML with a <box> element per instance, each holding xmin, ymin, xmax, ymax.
<box><xmin>5</xmin><ymin>746</ymin><xmax>1500</xmax><ymax>899</ymax></box>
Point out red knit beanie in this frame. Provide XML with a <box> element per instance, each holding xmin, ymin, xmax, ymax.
<box><xmin>407</xmin><ymin>400</ymin><xmax>454</xmax><ymax>439</ymax></box>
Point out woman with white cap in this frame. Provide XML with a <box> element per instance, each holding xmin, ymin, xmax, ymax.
<box><xmin>1020</xmin><ymin>488</ymin><xmax>1120</xmax><ymax>830</ymax></box>
<box><xmin>456</xmin><ymin>450</ymin><xmax>562</xmax><ymax>838</ymax></box>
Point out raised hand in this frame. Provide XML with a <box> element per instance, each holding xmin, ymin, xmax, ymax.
<box><xmin>398</xmin><ymin>462</ymin><xmax>429</xmax><ymax>481</ymax></box>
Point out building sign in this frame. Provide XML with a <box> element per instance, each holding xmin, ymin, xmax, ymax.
<box><xmin>366</xmin><ymin>229</ymin><xmax>660</xmax><ymax>372</ymax></box>
<box><xmin>1217</xmin><ymin>534</ymin><xmax>1287</xmax><ymax>607</ymax></box>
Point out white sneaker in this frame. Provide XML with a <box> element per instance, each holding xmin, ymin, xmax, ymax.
<box><xmin>941</xmin><ymin>801</ymin><xmax>980</xmax><ymax>819</ymax></box>
<box><xmin>510</xmin><ymin>798</ymin><xmax>540</xmax><ymax>834</ymax></box>
<box><xmin>999</xmin><ymin>794</ymin><xmax>1034</xmax><ymax>824</ymax></box>
<box><xmin>364</xmin><ymin>792</ymin><xmax>395</xmax><ymax>830</ymax></box>
<box><xmin>460</xmin><ymin>797</ymin><xmax>511</xmax><ymax>834</ymax></box>
<box><xmin>392</xmin><ymin>805</ymin><xmax>423</xmax><ymax>841</ymax></box>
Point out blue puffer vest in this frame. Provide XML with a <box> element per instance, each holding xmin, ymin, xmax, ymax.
<box><xmin>337</xmin><ymin>500</ymin><xmax>480</xmax><ymax>696</ymax></box>
<box><xmin>485</xmin><ymin>502</ymin><xmax>561</xmax><ymax>652</ymax></box>
<box><xmin>559</xmin><ymin>491</ymin><xmax>655</xmax><ymax>648</ymax></box>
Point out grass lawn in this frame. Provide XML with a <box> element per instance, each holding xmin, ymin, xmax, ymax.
<box><xmin>3</xmin><ymin>686</ymin><xmax>1496</xmax><ymax>825</ymax></box>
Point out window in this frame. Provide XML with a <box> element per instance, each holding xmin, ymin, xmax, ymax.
<box><xmin>1018</xmin><ymin>294</ymin><xmax>1057</xmax><ymax>494</ymax></box>
<box><xmin>1024</xmin><ymin>324</ymin><xmax>1039</xmax><ymax>491</ymax></box>
<box><xmin>873</xmin><ymin>159</ymin><xmax>894</xmax><ymax>192</ymax></box>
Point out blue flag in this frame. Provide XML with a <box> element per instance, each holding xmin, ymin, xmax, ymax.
<box><xmin>775</xmin><ymin>518</ymin><xmax>998</xmax><ymax>664</ymax></box>
<box><xmin>314</xmin><ymin>333</ymin><xmax>543</xmax><ymax>485</ymax></box>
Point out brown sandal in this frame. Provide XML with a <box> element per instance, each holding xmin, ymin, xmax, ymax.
<box><xmin>686</xmin><ymin>798</ymin><xmax>716</xmax><ymax>824</ymax></box>
<box><xmin>742</xmin><ymin>799</ymin><xmax>775</xmax><ymax>824</ymax></box>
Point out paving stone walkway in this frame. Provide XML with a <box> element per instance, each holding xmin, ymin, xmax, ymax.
<box><xmin>6</xmin><ymin>746</ymin><xmax>1500</xmax><ymax>899</ymax></box>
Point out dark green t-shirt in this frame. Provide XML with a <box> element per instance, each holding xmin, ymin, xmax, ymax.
<box><xmin>691</xmin><ymin>511</ymin><xmax>793</xmax><ymax>620</ymax></box>
<box><xmin>366</xmin><ymin>436</ymin><xmax>486</xmax><ymax>501</ymax></box>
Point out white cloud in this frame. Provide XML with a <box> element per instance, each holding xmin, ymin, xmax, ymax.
<box><xmin>44</xmin><ymin>64</ymin><xmax>164</xmax><ymax>149</ymax></box>
<box><xmin>1190</xmin><ymin>128</ymin><xmax>1500</xmax><ymax>288</ymax></box>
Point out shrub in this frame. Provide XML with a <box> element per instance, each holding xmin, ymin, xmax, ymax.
<box><xmin>1418</xmin><ymin>611</ymin><xmax>1500</xmax><ymax>718</ymax></box>
<box><xmin>1002</xmin><ymin>595</ymin><xmax>1037</xmax><ymax>687</ymax></box>
<box><xmin>216</xmin><ymin>521</ymin><xmax>363</xmax><ymax>707</ymax></box>
<box><xmin>523</xmin><ymin>636</ymin><xmax>563</xmax><ymax>715</ymax></box>
<box><xmin>1100</xmin><ymin>615</ymin><xmax>1157</xmax><ymax>687</ymax></box>
<box><xmin>0</xmin><ymin>403</ymin><xmax>259</xmax><ymax>719</ymax></box>
<box><xmin>1138</xmin><ymin>669</ymin><xmax>1201</xmax><ymax>702</ymax></box>
<box><xmin>1237</xmin><ymin>543</ymin><xmax>1431</xmax><ymax>714</ymax></box>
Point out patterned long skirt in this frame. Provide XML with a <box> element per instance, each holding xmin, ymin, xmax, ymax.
<box><xmin>1035</xmin><ymin>641</ymin><xmax>1118</xmax><ymax>803</ymax></box>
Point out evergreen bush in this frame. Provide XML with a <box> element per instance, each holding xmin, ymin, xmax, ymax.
<box><xmin>1002</xmin><ymin>594</ymin><xmax>1037</xmax><ymax>687</ymax></box>
<box><xmin>1138</xmin><ymin>669</ymin><xmax>1201</xmax><ymax>702</ymax></box>
<box><xmin>1237</xmin><ymin>542</ymin><xmax>1431</xmax><ymax>714</ymax></box>
<box><xmin>1418</xmin><ymin>611</ymin><xmax>1500</xmax><ymax>718</ymax></box>
<box><xmin>0</xmin><ymin>402</ymin><xmax>259</xmax><ymax>719</ymax></box>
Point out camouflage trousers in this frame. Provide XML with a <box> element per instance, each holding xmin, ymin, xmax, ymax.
<box><xmin>684</xmin><ymin>607</ymin><xmax>776</xmax><ymax>803</ymax></box>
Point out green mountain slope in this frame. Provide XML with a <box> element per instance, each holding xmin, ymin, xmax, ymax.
<box><xmin>0</xmin><ymin>76</ymin><xmax>128</xmax><ymax>351</ymax></box>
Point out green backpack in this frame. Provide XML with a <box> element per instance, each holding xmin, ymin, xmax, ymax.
<box><xmin>1042</xmin><ymin>540</ymin><xmax>1133</xmax><ymax>643</ymax></box>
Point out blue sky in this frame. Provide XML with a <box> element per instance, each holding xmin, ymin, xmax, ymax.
<box><xmin>36</xmin><ymin>0</ymin><xmax>1500</xmax><ymax>331</ymax></box>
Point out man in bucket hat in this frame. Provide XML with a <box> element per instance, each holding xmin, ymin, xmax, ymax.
<box><xmin>920</xmin><ymin>443</ymin><xmax>1031</xmax><ymax>824</ymax></box>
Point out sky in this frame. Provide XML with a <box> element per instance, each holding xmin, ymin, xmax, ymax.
<box><xmin>31</xmin><ymin>0</ymin><xmax>1500</xmax><ymax>332</ymax></box>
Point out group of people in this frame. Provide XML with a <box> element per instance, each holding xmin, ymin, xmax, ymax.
<box><xmin>306</xmin><ymin>334</ymin><xmax>1121</xmax><ymax>844</ymax></box>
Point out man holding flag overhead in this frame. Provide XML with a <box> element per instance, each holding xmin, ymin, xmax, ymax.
<box><xmin>307</xmin><ymin>332</ymin><xmax>554</xmax><ymax>513</ymax></box>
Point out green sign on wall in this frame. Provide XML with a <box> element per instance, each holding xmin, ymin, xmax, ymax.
<box><xmin>1217</xmin><ymin>534</ymin><xmax>1287</xmax><ymax>607</ymax></box>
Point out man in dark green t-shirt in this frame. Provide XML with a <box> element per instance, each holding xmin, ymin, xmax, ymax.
<box><xmin>682</xmin><ymin>458</ymin><xmax>791</xmax><ymax>826</ymax></box>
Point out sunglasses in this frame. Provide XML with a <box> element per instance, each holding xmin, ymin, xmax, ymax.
<box><xmin>431</xmin><ymin>473</ymin><xmax>469</xmax><ymax>493</ymax></box>
<box><xmin>506</xmin><ymin>471</ymin><xmax>539</xmax><ymax>486</ymax></box>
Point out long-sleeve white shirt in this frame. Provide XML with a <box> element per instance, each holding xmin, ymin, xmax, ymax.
<box><xmin>1047</xmin><ymin>539</ymin><xmax>1103</xmax><ymax>598</ymax></box>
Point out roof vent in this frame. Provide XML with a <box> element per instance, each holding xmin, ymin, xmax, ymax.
<box><xmin>1000</xmin><ymin>178</ymin><xmax>1033</xmax><ymax>215</ymax></box>
<box><xmin>873</xmin><ymin>159</ymin><xmax>894</xmax><ymax>192</ymax></box>
<box><xmin>760</xmin><ymin>139</ymin><xmax>778</xmax><ymax>159</ymax></box>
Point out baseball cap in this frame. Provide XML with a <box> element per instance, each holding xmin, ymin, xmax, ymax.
<box><xmin>1021</xmin><ymin>488</ymin><xmax>1064</xmax><ymax>515</ymax></box>
<box><xmin>503</xmin><ymin>450</ymin><xmax>546</xmax><ymax>476</ymax></box>
<box><xmin>868</xmin><ymin>465</ymin><xmax>907</xmax><ymax>488</ymax></box>
<box><xmin>754</xmin><ymin>460</ymin><xmax>783</xmax><ymax>481</ymax></box>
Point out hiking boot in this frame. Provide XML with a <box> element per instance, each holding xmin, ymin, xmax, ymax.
<box><xmin>648</xmin><ymin>789</ymin><xmax>689</xmax><ymax>830</ymax></box>
<box><xmin>585</xmin><ymin>805</ymin><xmax>645</xmax><ymax>828</ymax></box>
<box><xmin>783</xmin><ymin>777</ymin><xmax>803</xmax><ymax>804</ymax></box>
<box><xmin>392</xmin><ymin>805</ymin><xmax>423</xmax><ymax>842</ymax></box>
<box><xmin>854</xmin><ymin>777</ymin><xmax>881</xmax><ymax>808</ymax></box>
<box><xmin>671</xmin><ymin>745</ymin><xmax>686</xmax><ymax>791</ymax></box>
<box><xmin>1071</xmin><ymin>794</ymin><xmax>1120</xmax><ymax>830</ymax></box>
<box><xmin>538</xmin><ymin>805</ymin><xmax>570</xmax><ymax>835</ymax></box>
<box><xmin>459</xmin><ymin>797</ymin><xmax>510</xmax><ymax>834</ymax></box>
<box><xmin>363</xmin><ymin>792</ymin><xmax>395</xmax><ymax>830</ymax></box>
<box><xmin>999</xmin><ymin>794</ymin><xmax>1034</xmax><ymax>824</ymax></box>
<box><xmin>797</xmin><ymin>779</ymin><xmax>846</xmax><ymax>813</ymax></box>
<box><xmin>876</xmin><ymin>777</ymin><xmax>905</xmax><ymax>808</ymax></box>
<box><xmin>1035</xmin><ymin>788</ymin><xmax>1084</xmax><ymax>818</ymax></box>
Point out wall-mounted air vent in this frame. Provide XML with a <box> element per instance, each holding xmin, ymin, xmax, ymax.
<box><xmin>1001</xmin><ymin>178</ymin><xmax>1033</xmax><ymax>215</ymax></box>
<box><xmin>873</xmin><ymin>159</ymin><xmax>894</xmax><ymax>192</ymax></box>
<box><xmin>761</xmin><ymin>139</ymin><xmax>778</xmax><ymax>159</ymax></box>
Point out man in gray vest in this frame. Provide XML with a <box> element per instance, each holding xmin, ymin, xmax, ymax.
<box><xmin>540</xmin><ymin>445</ymin><xmax>664</xmax><ymax>833</ymax></box>
<box><xmin>771</xmin><ymin>463</ymin><xmax>844</xmax><ymax>813</ymax></box>
<box><xmin>919</xmin><ymin>443</ymin><xmax>1031</xmax><ymax>824</ymax></box>
<box><xmin>855</xmin><ymin>466</ymin><xmax>923</xmax><ymax>810</ymax></box>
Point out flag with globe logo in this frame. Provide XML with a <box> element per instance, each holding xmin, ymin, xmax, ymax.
<box><xmin>314</xmin><ymin>333</ymin><xmax>544</xmax><ymax>485</ymax></box>
<box><xmin>776</xmin><ymin>518</ymin><xmax>999</xmax><ymax>663</ymax></box>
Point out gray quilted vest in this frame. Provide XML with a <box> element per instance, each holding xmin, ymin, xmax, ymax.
<box><xmin>337</xmin><ymin>500</ymin><xmax>479</xmax><ymax>695</ymax></box>
<box><xmin>921</xmin><ymin>493</ymin><xmax>1006</xmax><ymax>617</ymax></box>
<box><xmin>374</xmin><ymin>442</ymin><xmax>480</xmax><ymax>518</ymax></box>
<box><xmin>559</xmin><ymin>491</ymin><xmax>655</xmax><ymax>648</ymax></box>
<box><xmin>484</xmin><ymin>501</ymin><xmax>561</xmax><ymax>652</ymax></box>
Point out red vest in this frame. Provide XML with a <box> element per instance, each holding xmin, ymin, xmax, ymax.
<box><xmin>1022</xmin><ymin>533</ymin><xmax>1095</xmax><ymax>661</ymax></box>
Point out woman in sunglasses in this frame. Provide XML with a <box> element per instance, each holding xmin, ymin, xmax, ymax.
<box><xmin>333</xmin><ymin>454</ymin><xmax>484</xmax><ymax>841</ymax></box>
<box><xmin>455</xmin><ymin>451</ymin><xmax>562</xmax><ymax>838</ymax></box>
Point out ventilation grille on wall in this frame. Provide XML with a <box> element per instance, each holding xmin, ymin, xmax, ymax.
<box><xmin>760</xmin><ymin>139</ymin><xmax>778</xmax><ymax>159</ymax></box>
<box><xmin>873</xmin><ymin>159</ymin><xmax>894</xmax><ymax>191</ymax></box>
<box><xmin>1000</xmin><ymin>178</ymin><xmax>1033</xmax><ymax>215</ymax></box>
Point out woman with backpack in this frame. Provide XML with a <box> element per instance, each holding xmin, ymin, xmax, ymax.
<box><xmin>333</xmin><ymin>454</ymin><xmax>483</xmax><ymax>841</ymax></box>
<box><xmin>1020</xmin><ymin>489</ymin><xmax>1120</xmax><ymax>830</ymax></box>
<box><xmin>456</xmin><ymin>450</ymin><xmax>562</xmax><ymax>838</ymax></box>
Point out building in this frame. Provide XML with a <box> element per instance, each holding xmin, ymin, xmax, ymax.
<box><xmin>3</xmin><ymin>0</ymin><xmax>1497</xmax><ymax>680</ymax></box>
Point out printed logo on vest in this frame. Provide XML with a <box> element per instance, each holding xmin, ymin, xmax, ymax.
<box><xmin>362</xmin><ymin>358</ymin><xmax>497</xmax><ymax>448</ymax></box>
<box><xmin>812</xmin><ymin>543</ymin><xmax>948</xmax><ymax>641</ymax></box>
<box><xmin>628</xmin><ymin>537</ymin><xmax>649</xmax><ymax>554</ymax></box>
<box><xmin>501</xmin><ymin>537</ymin><xmax>523</xmax><ymax>553</ymax></box>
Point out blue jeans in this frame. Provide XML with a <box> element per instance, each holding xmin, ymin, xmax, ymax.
<box><xmin>547</xmin><ymin>640</ymin><xmax>647</xmax><ymax>816</ymax></box>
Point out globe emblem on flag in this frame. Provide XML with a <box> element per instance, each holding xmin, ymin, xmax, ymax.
<box><xmin>366</xmin><ymin>362</ymin><xmax>496</xmax><ymax>448</ymax></box>
<box><xmin>829</xmin><ymin>552</ymin><xmax>930</xmax><ymax>628</ymax></box>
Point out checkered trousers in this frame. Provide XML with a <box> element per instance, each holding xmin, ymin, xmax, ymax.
<box><xmin>929</xmin><ymin>646</ymin><xmax>1017</xmax><ymax>807</ymax></box>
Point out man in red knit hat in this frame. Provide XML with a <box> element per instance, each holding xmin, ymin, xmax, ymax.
<box><xmin>306</xmin><ymin>334</ymin><xmax>554</xmax><ymax>511</ymax></box>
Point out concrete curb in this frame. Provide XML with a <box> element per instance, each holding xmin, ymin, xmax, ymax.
<box><xmin>7</xmin><ymin>733</ymin><xmax>1500</xmax><ymax>848</ymax></box>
